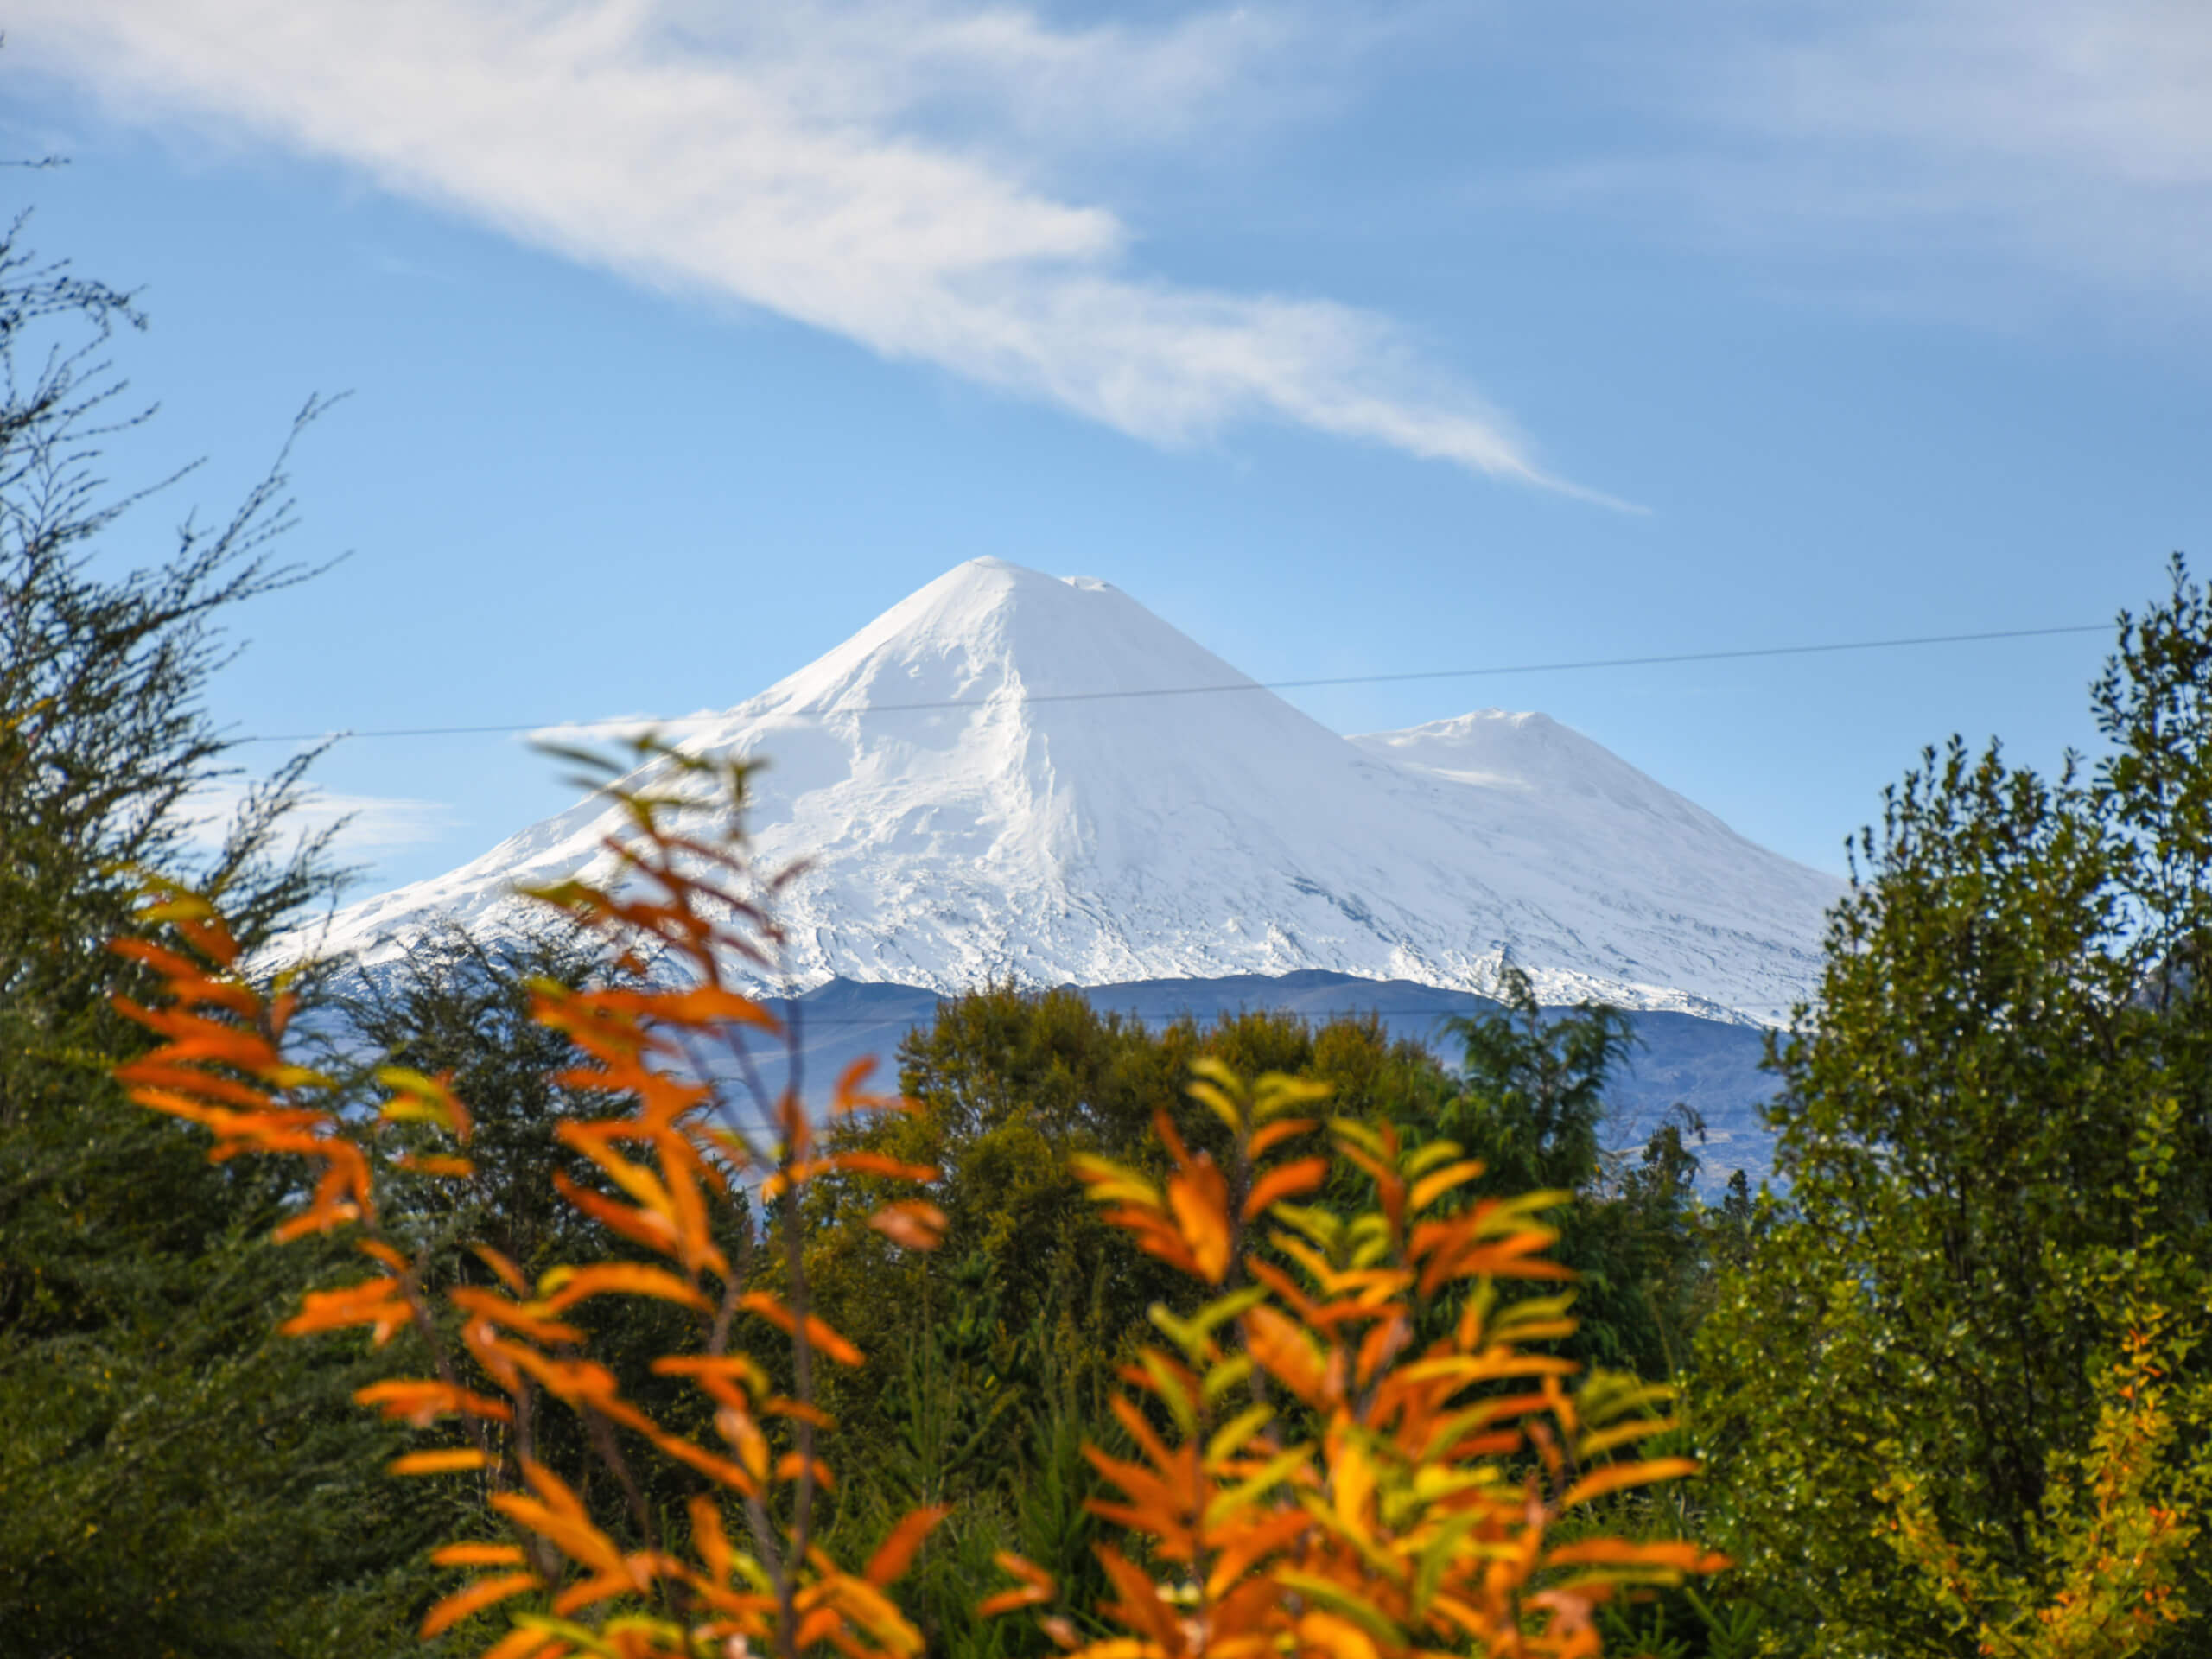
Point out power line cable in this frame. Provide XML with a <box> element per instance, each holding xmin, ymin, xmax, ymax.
<box><xmin>233</xmin><ymin>620</ymin><xmax>2110</xmax><ymax>746</ymax></box>
<box><xmin>751</xmin><ymin>1004</ymin><xmax>1513</xmax><ymax>1027</ymax></box>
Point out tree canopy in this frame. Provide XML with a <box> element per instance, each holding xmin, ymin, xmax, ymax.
<box><xmin>0</xmin><ymin>211</ymin><xmax>440</xmax><ymax>1655</ymax></box>
<box><xmin>1694</xmin><ymin>559</ymin><xmax>2212</xmax><ymax>1657</ymax></box>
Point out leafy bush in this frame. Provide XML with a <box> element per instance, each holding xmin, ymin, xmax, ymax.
<box><xmin>113</xmin><ymin>741</ymin><xmax>1719</xmax><ymax>1657</ymax></box>
<box><xmin>976</xmin><ymin>1062</ymin><xmax>1726</xmax><ymax>1658</ymax></box>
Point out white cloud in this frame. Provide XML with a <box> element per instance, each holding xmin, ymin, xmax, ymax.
<box><xmin>524</xmin><ymin>713</ymin><xmax>682</xmax><ymax>751</ymax></box>
<box><xmin>653</xmin><ymin>0</ymin><xmax>1304</xmax><ymax>156</ymax></box>
<box><xmin>1736</xmin><ymin>2</ymin><xmax>2212</xmax><ymax>188</ymax></box>
<box><xmin>184</xmin><ymin>779</ymin><xmax>459</xmax><ymax>855</ymax></box>
<box><xmin>9</xmin><ymin>0</ymin><xmax>1598</xmax><ymax>493</ymax></box>
<box><xmin>1656</xmin><ymin>0</ymin><xmax>2212</xmax><ymax>301</ymax></box>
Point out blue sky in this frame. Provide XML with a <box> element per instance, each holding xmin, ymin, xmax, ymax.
<box><xmin>5</xmin><ymin>0</ymin><xmax>2206</xmax><ymax>893</ymax></box>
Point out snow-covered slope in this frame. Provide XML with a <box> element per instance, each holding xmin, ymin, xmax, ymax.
<box><xmin>315</xmin><ymin>558</ymin><xmax>1841</xmax><ymax>1023</ymax></box>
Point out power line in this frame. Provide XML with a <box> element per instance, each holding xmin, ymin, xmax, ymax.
<box><xmin>234</xmin><ymin>620</ymin><xmax>2110</xmax><ymax>746</ymax></box>
<box><xmin>758</xmin><ymin>1005</ymin><xmax>1497</xmax><ymax>1028</ymax></box>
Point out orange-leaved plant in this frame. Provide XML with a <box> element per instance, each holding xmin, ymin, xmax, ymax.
<box><xmin>112</xmin><ymin>743</ymin><xmax>950</xmax><ymax>1659</ymax></box>
<box><xmin>980</xmin><ymin>1060</ymin><xmax>1726</xmax><ymax>1659</ymax></box>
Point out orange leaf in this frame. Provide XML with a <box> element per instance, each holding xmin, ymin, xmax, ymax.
<box><xmin>1107</xmin><ymin>1210</ymin><xmax>1202</xmax><ymax>1278</ymax></box>
<box><xmin>865</xmin><ymin>1505</ymin><xmax>950</xmax><ymax>1586</ymax></box>
<box><xmin>774</xmin><ymin>1451</ymin><xmax>835</xmax><ymax>1489</ymax></box>
<box><xmin>830</xmin><ymin>1055</ymin><xmax>894</xmax><ymax>1113</ymax></box>
<box><xmin>109</xmin><ymin>936</ymin><xmax>221</xmax><ymax>987</ymax></box>
<box><xmin>652</xmin><ymin>1427</ymin><xmax>760</xmax><ymax>1496</ymax></box>
<box><xmin>479</xmin><ymin>1629</ymin><xmax>566</xmax><ymax>1659</ymax></box>
<box><xmin>1355</xmin><ymin>1313</ymin><xmax>1412</xmax><ymax>1390</ymax></box>
<box><xmin>793</xmin><ymin>1607</ymin><xmax>842</xmax><ymax>1649</ymax></box>
<box><xmin>551</xmin><ymin>1566</ymin><xmax>648</xmax><ymax>1617</ymax></box>
<box><xmin>761</xmin><ymin>1395</ymin><xmax>836</xmax><ymax>1429</ymax></box>
<box><xmin>976</xmin><ymin>1586</ymin><xmax>1054</xmax><ymax>1618</ymax></box>
<box><xmin>690</xmin><ymin>1493</ymin><xmax>734</xmax><ymax>1582</ymax></box>
<box><xmin>1408</xmin><ymin>1158</ymin><xmax>1486</xmax><ymax>1214</ymax></box>
<box><xmin>282</xmin><ymin>1277</ymin><xmax>410</xmax><ymax>1342</ymax></box>
<box><xmin>977</xmin><ymin>1552</ymin><xmax>1058</xmax><ymax>1618</ymax></box>
<box><xmin>829</xmin><ymin>1151</ymin><xmax>940</xmax><ymax>1184</ymax></box>
<box><xmin>397</xmin><ymin>1154</ymin><xmax>477</xmax><ymax>1179</ymax></box>
<box><xmin>494</xmin><ymin>1479</ymin><xmax>628</xmax><ymax>1575</ymax></box>
<box><xmin>736</xmin><ymin>1292</ymin><xmax>866</xmax><ymax>1366</ymax></box>
<box><xmin>1543</xmin><ymin>1539</ymin><xmax>1730</xmax><ymax>1573</ymax></box>
<box><xmin>271</xmin><ymin>1203</ymin><xmax>363</xmax><ymax>1245</ymax></box>
<box><xmin>489</xmin><ymin>1344</ymin><xmax>623</xmax><ymax>1409</ymax></box>
<box><xmin>356</xmin><ymin>1239</ymin><xmax>411</xmax><ymax>1273</ymax></box>
<box><xmin>421</xmin><ymin>1571</ymin><xmax>541</xmax><ymax>1637</ymax></box>
<box><xmin>1249</xmin><ymin>1117</ymin><xmax>1319</xmax><ymax>1158</ymax></box>
<box><xmin>658</xmin><ymin>986</ymin><xmax>781</xmax><ymax>1032</ymax></box>
<box><xmin>390</xmin><ymin>1448</ymin><xmax>493</xmax><ymax>1477</ymax></box>
<box><xmin>1241</xmin><ymin>1157</ymin><xmax>1328</xmax><ymax>1222</ymax></box>
<box><xmin>431</xmin><ymin>1542</ymin><xmax>529</xmax><ymax>1567</ymax></box>
<box><xmin>1560</xmin><ymin>1457</ymin><xmax>1701</xmax><ymax>1510</ymax></box>
<box><xmin>1296</xmin><ymin>1611</ymin><xmax>1380</xmax><ymax>1659</ymax></box>
<box><xmin>537</xmin><ymin>1262</ymin><xmax>712</xmax><ymax>1314</ymax></box>
<box><xmin>552</xmin><ymin>1171</ymin><xmax>680</xmax><ymax>1257</ymax></box>
<box><xmin>448</xmin><ymin>1287</ymin><xmax>586</xmax><ymax>1346</ymax></box>
<box><xmin>868</xmin><ymin>1200</ymin><xmax>947</xmax><ymax>1250</ymax></box>
<box><xmin>474</xmin><ymin>1244</ymin><xmax>531</xmax><ymax>1296</ymax></box>
<box><xmin>652</xmin><ymin>1352</ymin><xmax>772</xmax><ymax>1396</ymax></box>
<box><xmin>1093</xmin><ymin>1545</ymin><xmax>1183</xmax><ymax>1648</ymax></box>
<box><xmin>1166</xmin><ymin>1163</ymin><xmax>1232</xmax><ymax>1283</ymax></box>
<box><xmin>1243</xmin><ymin>1303</ymin><xmax>1331</xmax><ymax>1407</ymax></box>
<box><xmin>712</xmin><ymin>1405</ymin><xmax>772</xmax><ymax>1486</ymax></box>
<box><xmin>355</xmin><ymin>1379</ymin><xmax>513</xmax><ymax>1426</ymax></box>
<box><xmin>996</xmin><ymin>1551</ymin><xmax>1057</xmax><ymax>1592</ymax></box>
<box><xmin>126</xmin><ymin>1026</ymin><xmax>274</xmax><ymax>1072</ymax></box>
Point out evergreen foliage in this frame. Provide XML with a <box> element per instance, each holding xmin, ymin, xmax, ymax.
<box><xmin>0</xmin><ymin>211</ymin><xmax>437</xmax><ymax>1653</ymax></box>
<box><xmin>1422</xmin><ymin>967</ymin><xmax>1714</xmax><ymax>1380</ymax></box>
<box><xmin>335</xmin><ymin>925</ymin><xmax>621</xmax><ymax>1281</ymax></box>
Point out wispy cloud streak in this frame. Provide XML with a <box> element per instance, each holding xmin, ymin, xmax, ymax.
<box><xmin>183</xmin><ymin>779</ymin><xmax>459</xmax><ymax>855</ymax></box>
<box><xmin>12</xmin><ymin>0</ymin><xmax>1593</xmax><ymax>493</ymax></box>
<box><xmin>1661</xmin><ymin>0</ymin><xmax>2212</xmax><ymax>301</ymax></box>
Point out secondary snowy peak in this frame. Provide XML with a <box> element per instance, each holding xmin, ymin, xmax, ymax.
<box><xmin>318</xmin><ymin>558</ymin><xmax>1843</xmax><ymax>1024</ymax></box>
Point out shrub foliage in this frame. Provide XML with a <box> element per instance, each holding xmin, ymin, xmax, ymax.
<box><xmin>112</xmin><ymin>743</ymin><xmax>1719</xmax><ymax>1658</ymax></box>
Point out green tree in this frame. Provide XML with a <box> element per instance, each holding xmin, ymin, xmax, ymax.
<box><xmin>334</xmin><ymin>923</ymin><xmax>617</xmax><ymax>1279</ymax></box>
<box><xmin>1419</xmin><ymin>966</ymin><xmax>1713</xmax><ymax>1379</ymax></box>
<box><xmin>2092</xmin><ymin>556</ymin><xmax>2212</xmax><ymax>1240</ymax></box>
<box><xmin>1436</xmin><ymin>964</ymin><xmax>1634</xmax><ymax>1197</ymax></box>
<box><xmin>1694</xmin><ymin>561</ymin><xmax>2212</xmax><ymax>1656</ymax></box>
<box><xmin>796</xmin><ymin>988</ymin><xmax>1459</xmax><ymax>1654</ymax></box>
<box><xmin>799</xmin><ymin>979</ymin><xmax>1740</xmax><ymax>1654</ymax></box>
<box><xmin>0</xmin><ymin>210</ymin><xmax>436</xmax><ymax>1653</ymax></box>
<box><xmin>806</xmin><ymin>988</ymin><xmax>1455</xmax><ymax>1444</ymax></box>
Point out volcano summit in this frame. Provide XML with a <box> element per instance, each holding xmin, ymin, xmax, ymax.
<box><xmin>318</xmin><ymin>558</ymin><xmax>1840</xmax><ymax>1024</ymax></box>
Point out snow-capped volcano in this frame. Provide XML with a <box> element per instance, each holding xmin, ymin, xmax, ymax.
<box><xmin>316</xmin><ymin>558</ymin><xmax>1841</xmax><ymax>1023</ymax></box>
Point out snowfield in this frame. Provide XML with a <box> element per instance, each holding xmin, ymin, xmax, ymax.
<box><xmin>310</xmin><ymin>558</ymin><xmax>1843</xmax><ymax>1025</ymax></box>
